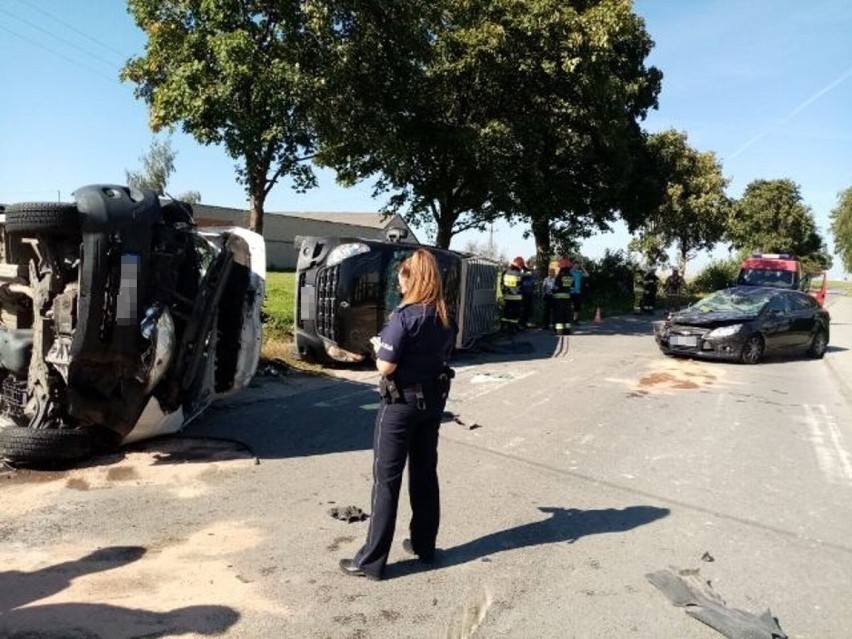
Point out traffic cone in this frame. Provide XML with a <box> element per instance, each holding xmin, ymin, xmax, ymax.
<box><xmin>593</xmin><ymin>307</ymin><xmax>603</xmax><ymax>324</ymax></box>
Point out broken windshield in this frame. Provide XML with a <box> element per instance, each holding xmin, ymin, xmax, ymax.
<box><xmin>689</xmin><ymin>289</ymin><xmax>773</xmax><ymax>314</ymax></box>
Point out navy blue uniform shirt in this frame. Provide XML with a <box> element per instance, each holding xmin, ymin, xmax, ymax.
<box><xmin>376</xmin><ymin>303</ymin><xmax>454</xmax><ymax>387</ymax></box>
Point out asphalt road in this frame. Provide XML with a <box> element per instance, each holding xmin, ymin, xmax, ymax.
<box><xmin>2</xmin><ymin>294</ymin><xmax>851</xmax><ymax>638</ymax></box>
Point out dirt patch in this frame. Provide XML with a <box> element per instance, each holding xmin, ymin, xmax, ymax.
<box><xmin>0</xmin><ymin>439</ymin><xmax>255</xmax><ymax>518</ymax></box>
<box><xmin>639</xmin><ymin>372</ymin><xmax>700</xmax><ymax>390</ymax></box>
<box><xmin>619</xmin><ymin>358</ymin><xmax>724</xmax><ymax>395</ymax></box>
<box><xmin>0</xmin><ymin>520</ymin><xmax>289</xmax><ymax>637</ymax></box>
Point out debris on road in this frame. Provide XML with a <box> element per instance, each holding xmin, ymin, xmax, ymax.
<box><xmin>256</xmin><ymin>358</ymin><xmax>290</xmax><ymax>377</ymax></box>
<box><xmin>442</xmin><ymin>412</ymin><xmax>482</xmax><ymax>431</ymax></box>
<box><xmin>702</xmin><ymin>551</ymin><xmax>715</xmax><ymax>562</ymax></box>
<box><xmin>646</xmin><ymin>568</ymin><xmax>787</xmax><ymax>639</ymax></box>
<box><xmin>328</xmin><ymin>506</ymin><xmax>369</xmax><ymax>523</ymax></box>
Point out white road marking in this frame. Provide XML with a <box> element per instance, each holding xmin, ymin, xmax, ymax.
<box><xmin>804</xmin><ymin>404</ymin><xmax>852</xmax><ymax>487</ymax></box>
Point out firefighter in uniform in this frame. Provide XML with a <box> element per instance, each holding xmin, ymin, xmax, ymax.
<box><xmin>552</xmin><ymin>259</ymin><xmax>574</xmax><ymax>335</ymax></box>
<box><xmin>500</xmin><ymin>257</ymin><xmax>525</xmax><ymax>333</ymax></box>
<box><xmin>340</xmin><ymin>249</ymin><xmax>455</xmax><ymax>581</ymax></box>
<box><xmin>641</xmin><ymin>268</ymin><xmax>659</xmax><ymax>314</ymax></box>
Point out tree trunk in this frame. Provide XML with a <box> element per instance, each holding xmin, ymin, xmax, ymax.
<box><xmin>435</xmin><ymin>202</ymin><xmax>454</xmax><ymax>249</ymax></box>
<box><xmin>531</xmin><ymin>217</ymin><xmax>551</xmax><ymax>278</ymax></box>
<box><xmin>678</xmin><ymin>241</ymin><xmax>688</xmax><ymax>277</ymax></box>
<box><xmin>249</xmin><ymin>190</ymin><xmax>265</xmax><ymax>236</ymax></box>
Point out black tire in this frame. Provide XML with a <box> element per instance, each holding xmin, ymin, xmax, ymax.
<box><xmin>5</xmin><ymin>202</ymin><xmax>80</xmax><ymax>235</ymax></box>
<box><xmin>740</xmin><ymin>334</ymin><xmax>765</xmax><ymax>365</ymax></box>
<box><xmin>808</xmin><ymin>328</ymin><xmax>828</xmax><ymax>359</ymax></box>
<box><xmin>0</xmin><ymin>426</ymin><xmax>101</xmax><ymax>464</ymax></box>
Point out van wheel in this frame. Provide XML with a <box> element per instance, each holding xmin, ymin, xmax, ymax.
<box><xmin>0</xmin><ymin>426</ymin><xmax>104</xmax><ymax>465</ymax></box>
<box><xmin>5</xmin><ymin>202</ymin><xmax>80</xmax><ymax>236</ymax></box>
<box><xmin>808</xmin><ymin>329</ymin><xmax>828</xmax><ymax>359</ymax></box>
<box><xmin>740</xmin><ymin>334</ymin><xmax>764</xmax><ymax>365</ymax></box>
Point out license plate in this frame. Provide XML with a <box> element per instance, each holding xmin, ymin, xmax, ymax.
<box><xmin>300</xmin><ymin>285</ymin><xmax>316</xmax><ymax>320</ymax></box>
<box><xmin>670</xmin><ymin>334</ymin><xmax>697</xmax><ymax>347</ymax></box>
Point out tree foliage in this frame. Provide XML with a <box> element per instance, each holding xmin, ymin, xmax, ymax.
<box><xmin>504</xmin><ymin>0</ymin><xmax>662</xmax><ymax>272</ymax></box>
<box><xmin>311</xmin><ymin>0</ymin><xmax>660</xmax><ymax>253</ymax></box>
<box><xmin>126</xmin><ymin>137</ymin><xmax>176</xmax><ymax>195</ymax></box>
<box><xmin>121</xmin><ymin>0</ymin><xmax>316</xmax><ymax>235</ymax></box>
<box><xmin>309</xmin><ymin>0</ymin><xmax>515</xmax><ymax>248</ymax></box>
<box><xmin>729</xmin><ymin>179</ymin><xmax>831</xmax><ymax>273</ymax></box>
<box><xmin>125</xmin><ymin>136</ymin><xmax>202</xmax><ymax>203</ymax></box>
<box><xmin>631</xmin><ymin>130</ymin><xmax>730</xmax><ymax>275</ymax></box>
<box><xmin>830</xmin><ymin>186</ymin><xmax>852</xmax><ymax>273</ymax></box>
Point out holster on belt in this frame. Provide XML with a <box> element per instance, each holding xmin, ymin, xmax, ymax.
<box><xmin>379</xmin><ymin>376</ymin><xmax>402</xmax><ymax>404</ymax></box>
<box><xmin>437</xmin><ymin>365</ymin><xmax>455</xmax><ymax>400</ymax></box>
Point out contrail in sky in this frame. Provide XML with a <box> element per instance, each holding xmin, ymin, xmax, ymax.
<box><xmin>730</xmin><ymin>64</ymin><xmax>852</xmax><ymax>159</ymax></box>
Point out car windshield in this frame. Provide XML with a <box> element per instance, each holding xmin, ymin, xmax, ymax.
<box><xmin>688</xmin><ymin>289</ymin><xmax>773</xmax><ymax>314</ymax></box>
<box><xmin>737</xmin><ymin>268</ymin><xmax>795</xmax><ymax>287</ymax></box>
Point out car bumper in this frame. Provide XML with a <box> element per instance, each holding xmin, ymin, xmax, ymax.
<box><xmin>655</xmin><ymin>328</ymin><xmax>745</xmax><ymax>362</ymax></box>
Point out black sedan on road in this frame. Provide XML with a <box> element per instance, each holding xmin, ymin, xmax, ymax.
<box><xmin>655</xmin><ymin>286</ymin><xmax>830</xmax><ymax>364</ymax></box>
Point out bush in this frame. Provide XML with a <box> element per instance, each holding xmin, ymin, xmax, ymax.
<box><xmin>689</xmin><ymin>258</ymin><xmax>740</xmax><ymax>294</ymax></box>
<box><xmin>585</xmin><ymin>249</ymin><xmax>640</xmax><ymax>311</ymax></box>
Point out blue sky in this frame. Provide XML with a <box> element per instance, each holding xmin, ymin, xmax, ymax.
<box><xmin>1</xmin><ymin>0</ymin><xmax>850</xmax><ymax>277</ymax></box>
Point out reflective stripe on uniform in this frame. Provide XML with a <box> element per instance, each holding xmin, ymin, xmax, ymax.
<box><xmin>503</xmin><ymin>294</ymin><xmax>523</xmax><ymax>301</ymax></box>
<box><xmin>503</xmin><ymin>274</ymin><xmax>521</xmax><ymax>287</ymax></box>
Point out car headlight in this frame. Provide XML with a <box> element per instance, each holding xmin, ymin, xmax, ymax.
<box><xmin>326</xmin><ymin>242</ymin><xmax>370</xmax><ymax>267</ymax></box>
<box><xmin>707</xmin><ymin>324</ymin><xmax>743</xmax><ymax>338</ymax></box>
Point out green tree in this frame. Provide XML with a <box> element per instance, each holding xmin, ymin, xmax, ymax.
<box><xmin>631</xmin><ymin>130</ymin><xmax>730</xmax><ymax>276</ymax></box>
<box><xmin>121</xmin><ymin>0</ymin><xmax>316</xmax><ymax>235</ymax></box>
<box><xmin>729</xmin><ymin>179</ymin><xmax>830</xmax><ymax>273</ymax></box>
<box><xmin>504</xmin><ymin>1</ymin><xmax>662</xmax><ymax>275</ymax></box>
<box><xmin>830</xmin><ymin>186</ymin><xmax>852</xmax><ymax>273</ymax></box>
<box><xmin>310</xmin><ymin>0</ymin><xmax>514</xmax><ymax>249</ymax></box>
<box><xmin>126</xmin><ymin>136</ymin><xmax>202</xmax><ymax>203</ymax></box>
<box><xmin>126</xmin><ymin>137</ymin><xmax>175</xmax><ymax>195</ymax></box>
<box><xmin>311</xmin><ymin>0</ymin><xmax>660</xmax><ymax>254</ymax></box>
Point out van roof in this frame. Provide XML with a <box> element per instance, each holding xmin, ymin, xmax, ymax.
<box><xmin>741</xmin><ymin>256</ymin><xmax>799</xmax><ymax>271</ymax></box>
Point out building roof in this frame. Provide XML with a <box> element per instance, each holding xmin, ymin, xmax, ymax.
<box><xmin>274</xmin><ymin>211</ymin><xmax>394</xmax><ymax>229</ymax></box>
<box><xmin>191</xmin><ymin>203</ymin><xmax>418</xmax><ymax>242</ymax></box>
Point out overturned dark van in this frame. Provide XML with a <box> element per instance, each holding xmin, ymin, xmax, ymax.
<box><xmin>294</xmin><ymin>234</ymin><xmax>500</xmax><ymax>364</ymax></box>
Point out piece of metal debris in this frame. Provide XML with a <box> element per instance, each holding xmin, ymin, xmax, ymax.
<box><xmin>702</xmin><ymin>551</ymin><xmax>715</xmax><ymax>562</ymax></box>
<box><xmin>328</xmin><ymin>506</ymin><xmax>369</xmax><ymax>523</ymax></box>
<box><xmin>452</xmin><ymin>416</ymin><xmax>481</xmax><ymax>430</ymax></box>
<box><xmin>257</xmin><ymin>358</ymin><xmax>290</xmax><ymax>377</ymax></box>
<box><xmin>646</xmin><ymin>569</ymin><xmax>787</xmax><ymax>639</ymax></box>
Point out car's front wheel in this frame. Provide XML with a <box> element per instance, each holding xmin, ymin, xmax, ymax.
<box><xmin>740</xmin><ymin>334</ymin><xmax>764</xmax><ymax>365</ymax></box>
<box><xmin>808</xmin><ymin>328</ymin><xmax>828</xmax><ymax>359</ymax></box>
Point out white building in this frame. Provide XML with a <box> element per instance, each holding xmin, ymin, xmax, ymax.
<box><xmin>193</xmin><ymin>204</ymin><xmax>419</xmax><ymax>270</ymax></box>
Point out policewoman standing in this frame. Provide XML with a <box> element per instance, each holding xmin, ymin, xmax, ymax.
<box><xmin>340</xmin><ymin>249</ymin><xmax>455</xmax><ymax>581</ymax></box>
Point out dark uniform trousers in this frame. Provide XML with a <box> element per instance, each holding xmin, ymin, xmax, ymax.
<box><xmin>354</xmin><ymin>384</ymin><xmax>446</xmax><ymax>577</ymax></box>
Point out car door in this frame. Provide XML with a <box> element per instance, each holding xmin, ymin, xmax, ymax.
<box><xmin>787</xmin><ymin>291</ymin><xmax>818</xmax><ymax>349</ymax></box>
<box><xmin>759</xmin><ymin>295</ymin><xmax>793</xmax><ymax>351</ymax></box>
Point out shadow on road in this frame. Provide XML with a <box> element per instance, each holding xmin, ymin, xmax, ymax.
<box><xmin>181</xmin><ymin>376</ymin><xmax>377</xmax><ymax>460</ymax></box>
<box><xmin>389</xmin><ymin>504</ymin><xmax>670</xmax><ymax>579</ymax></box>
<box><xmin>457</xmin><ymin>315</ymin><xmax>659</xmax><ymax>365</ymax></box>
<box><xmin>0</xmin><ymin>546</ymin><xmax>239</xmax><ymax>638</ymax></box>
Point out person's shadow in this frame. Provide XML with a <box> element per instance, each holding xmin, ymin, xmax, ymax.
<box><xmin>390</xmin><ymin>505</ymin><xmax>669</xmax><ymax>577</ymax></box>
<box><xmin>0</xmin><ymin>546</ymin><xmax>239</xmax><ymax>638</ymax></box>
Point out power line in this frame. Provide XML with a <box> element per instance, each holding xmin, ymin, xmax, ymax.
<box><xmin>0</xmin><ymin>6</ymin><xmax>119</xmax><ymax>74</ymax></box>
<box><xmin>16</xmin><ymin>0</ymin><xmax>128</xmax><ymax>61</ymax></box>
<box><xmin>0</xmin><ymin>22</ymin><xmax>116</xmax><ymax>82</ymax></box>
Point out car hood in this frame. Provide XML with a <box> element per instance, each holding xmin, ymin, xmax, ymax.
<box><xmin>671</xmin><ymin>311</ymin><xmax>756</xmax><ymax>327</ymax></box>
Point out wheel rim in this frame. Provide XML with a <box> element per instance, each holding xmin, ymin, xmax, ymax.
<box><xmin>743</xmin><ymin>337</ymin><xmax>763</xmax><ymax>364</ymax></box>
